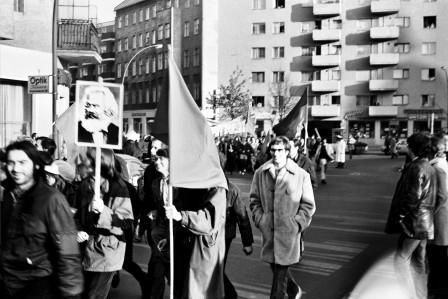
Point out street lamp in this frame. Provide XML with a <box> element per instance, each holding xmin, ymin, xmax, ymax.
<box><xmin>121</xmin><ymin>44</ymin><xmax>163</xmax><ymax>85</ymax></box>
<box><xmin>441</xmin><ymin>66</ymin><xmax>448</xmax><ymax>131</ymax></box>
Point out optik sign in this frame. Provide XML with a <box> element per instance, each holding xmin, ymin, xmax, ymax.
<box><xmin>28</xmin><ymin>75</ymin><xmax>52</xmax><ymax>94</ymax></box>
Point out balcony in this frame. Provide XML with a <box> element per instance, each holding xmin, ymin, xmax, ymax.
<box><xmin>370</xmin><ymin>26</ymin><xmax>399</xmax><ymax>40</ymax></box>
<box><xmin>311</xmin><ymin>105</ymin><xmax>340</xmax><ymax>117</ymax></box>
<box><xmin>57</xmin><ymin>19</ymin><xmax>101</xmax><ymax>65</ymax></box>
<box><xmin>369</xmin><ymin>53</ymin><xmax>399</xmax><ymax>66</ymax></box>
<box><xmin>311</xmin><ymin>80</ymin><xmax>340</xmax><ymax>92</ymax></box>
<box><xmin>369</xmin><ymin>79</ymin><xmax>399</xmax><ymax>91</ymax></box>
<box><xmin>368</xmin><ymin>105</ymin><xmax>398</xmax><ymax>116</ymax></box>
<box><xmin>371</xmin><ymin>0</ymin><xmax>400</xmax><ymax>16</ymax></box>
<box><xmin>101</xmin><ymin>52</ymin><xmax>115</xmax><ymax>61</ymax></box>
<box><xmin>312</xmin><ymin>29</ymin><xmax>341</xmax><ymax>42</ymax></box>
<box><xmin>312</xmin><ymin>54</ymin><xmax>340</xmax><ymax>67</ymax></box>
<box><xmin>313</xmin><ymin>0</ymin><xmax>340</xmax><ymax>17</ymax></box>
<box><xmin>101</xmin><ymin>31</ymin><xmax>115</xmax><ymax>41</ymax></box>
<box><xmin>100</xmin><ymin>72</ymin><xmax>116</xmax><ymax>81</ymax></box>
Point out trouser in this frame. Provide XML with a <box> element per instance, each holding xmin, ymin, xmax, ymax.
<box><xmin>269</xmin><ymin>264</ymin><xmax>300</xmax><ymax>299</ymax></box>
<box><xmin>1</xmin><ymin>276</ymin><xmax>58</xmax><ymax>299</ymax></box>
<box><xmin>394</xmin><ymin>235</ymin><xmax>427</xmax><ymax>299</ymax></box>
<box><xmin>427</xmin><ymin>244</ymin><xmax>448</xmax><ymax>298</ymax></box>
<box><xmin>224</xmin><ymin>238</ymin><xmax>237</xmax><ymax>299</ymax></box>
<box><xmin>83</xmin><ymin>271</ymin><xmax>115</xmax><ymax>299</ymax></box>
<box><xmin>123</xmin><ymin>236</ymin><xmax>146</xmax><ymax>285</ymax></box>
<box><xmin>146</xmin><ymin>249</ymin><xmax>170</xmax><ymax>299</ymax></box>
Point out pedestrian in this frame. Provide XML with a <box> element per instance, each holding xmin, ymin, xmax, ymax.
<box><xmin>165</xmin><ymin>186</ymin><xmax>227</xmax><ymax>299</ymax></box>
<box><xmin>289</xmin><ymin>138</ymin><xmax>317</xmax><ymax>189</ymax></box>
<box><xmin>315</xmin><ymin>138</ymin><xmax>334</xmax><ymax>185</ymax></box>
<box><xmin>0</xmin><ymin>140</ymin><xmax>83</xmax><ymax>299</ymax></box>
<box><xmin>348</xmin><ymin>134</ymin><xmax>356</xmax><ymax>159</ymax></box>
<box><xmin>390</xmin><ymin>136</ymin><xmax>398</xmax><ymax>159</ymax></box>
<box><xmin>385</xmin><ymin>133</ymin><xmax>436</xmax><ymax>299</ymax></box>
<box><xmin>335</xmin><ymin>135</ymin><xmax>346</xmax><ymax>168</ymax></box>
<box><xmin>427</xmin><ymin>135</ymin><xmax>448</xmax><ymax>298</ymax></box>
<box><xmin>250</xmin><ymin>136</ymin><xmax>316</xmax><ymax>299</ymax></box>
<box><xmin>74</xmin><ymin>148</ymin><xmax>133</xmax><ymax>299</ymax></box>
<box><xmin>223</xmin><ymin>176</ymin><xmax>254</xmax><ymax>299</ymax></box>
<box><xmin>35</xmin><ymin>136</ymin><xmax>57</xmax><ymax>160</ymax></box>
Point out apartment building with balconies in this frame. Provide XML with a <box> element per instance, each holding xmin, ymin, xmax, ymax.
<box><xmin>114</xmin><ymin>0</ymin><xmax>213</xmax><ymax>138</ymax></box>
<box><xmin>217</xmin><ymin>0</ymin><xmax>302</xmax><ymax>134</ymax></box>
<box><xmin>98</xmin><ymin>21</ymin><xmax>116</xmax><ymax>82</ymax></box>
<box><xmin>291</xmin><ymin>0</ymin><xmax>448</xmax><ymax>145</ymax></box>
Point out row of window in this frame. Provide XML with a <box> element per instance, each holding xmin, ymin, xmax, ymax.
<box><xmin>252</xmin><ymin>71</ymin><xmax>285</xmax><ymax>83</ymax></box>
<box><xmin>116</xmin><ymin>0</ymin><xmax>200</xmax><ymax>28</ymax></box>
<box><xmin>252</xmin><ymin>0</ymin><xmax>285</xmax><ymax>10</ymax></box>
<box><xmin>251</xmin><ymin>47</ymin><xmax>285</xmax><ymax>59</ymax></box>
<box><xmin>252</xmin><ymin>22</ymin><xmax>285</xmax><ymax>34</ymax></box>
<box><xmin>117</xmin><ymin>25</ymin><xmax>170</xmax><ymax>52</ymax></box>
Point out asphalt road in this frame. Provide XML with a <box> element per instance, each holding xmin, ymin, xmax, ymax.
<box><xmin>109</xmin><ymin>154</ymin><xmax>404</xmax><ymax>299</ymax></box>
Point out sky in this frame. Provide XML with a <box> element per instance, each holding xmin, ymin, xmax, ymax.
<box><xmin>89</xmin><ymin>0</ymin><xmax>123</xmax><ymax>23</ymax></box>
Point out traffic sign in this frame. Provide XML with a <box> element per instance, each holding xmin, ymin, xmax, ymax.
<box><xmin>28</xmin><ymin>75</ymin><xmax>52</xmax><ymax>94</ymax></box>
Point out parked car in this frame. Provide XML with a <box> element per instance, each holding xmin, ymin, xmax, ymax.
<box><xmin>395</xmin><ymin>139</ymin><xmax>408</xmax><ymax>155</ymax></box>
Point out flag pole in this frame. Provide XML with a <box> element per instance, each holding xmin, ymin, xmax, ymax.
<box><xmin>304</xmin><ymin>84</ymin><xmax>309</xmax><ymax>156</ymax></box>
<box><xmin>168</xmin><ymin>5</ymin><xmax>174</xmax><ymax>299</ymax></box>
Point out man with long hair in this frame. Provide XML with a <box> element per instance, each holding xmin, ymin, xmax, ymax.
<box><xmin>1</xmin><ymin>141</ymin><xmax>83</xmax><ymax>299</ymax></box>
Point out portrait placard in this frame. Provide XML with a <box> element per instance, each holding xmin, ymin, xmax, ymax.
<box><xmin>75</xmin><ymin>81</ymin><xmax>123</xmax><ymax>149</ymax></box>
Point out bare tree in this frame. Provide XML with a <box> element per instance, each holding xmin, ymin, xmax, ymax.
<box><xmin>268</xmin><ymin>77</ymin><xmax>297</xmax><ymax>121</ymax></box>
<box><xmin>206</xmin><ymin>68</ymin><xmax>252</xmax><ymax>120</ymax></box>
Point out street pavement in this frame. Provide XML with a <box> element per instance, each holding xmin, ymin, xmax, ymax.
<box><xmin>109</xmin><ymin>153</ymin><xmax>404</xmax><ymax>299</ymax></box>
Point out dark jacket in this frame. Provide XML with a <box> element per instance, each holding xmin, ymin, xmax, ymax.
<box><xmin>292</xmin><ymin>153</ymin><xmax>317</xmax><ymax>189</ymax></box>
<box><xmin>385</xmin><ymin>157</ymin><xmax>436</xmax><ymax>240</ymax></box>
<box><xmin>1</xmin><ymin>179</ymin><xmax>83</xmax><ymax>298</ymax></box>
<box><xmin>225</xmin><ymin>180</ymin><xmax>254</xmax><ymax>247</ymax></box>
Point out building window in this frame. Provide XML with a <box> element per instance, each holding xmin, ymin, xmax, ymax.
<box><xmin>421</xmin><ymin>68</ymin><xmax>436</xmax><ymax>81</ymax></box>
<box><xmin>392</xmin><ymin>69</ymin><xmax>409</xmax><ymax>79</ymax></box>
<box><xmin>132</xmin><ymin>61</ymin><xmax>137</xmax><ymax>76</ymax></box>
<box><xmin>139</xmin><ymin>33</ymin><xmax>143</xmax><ymax>47</ymax></box>
<box><xmin>124</xmin><ymin>38</ymin><xmax>129</xmax><ymax>51</ymax></box>
<box><xmin>184</xmin><ymin>22</ymin><xmax>190</xmax><ymax>37</ymax></box>
<box><xmin>152</xmin><ymin>85</ymin><xmax>157</xmax><ymax>103</ymax></box>
<box><xmin>146</xmin><ymin>88</ymin><xmax>150</xmax><ymax>103</ymax></box>
<box><xmin>139</xmin><ymin>59</ymin><xmax>143</xmax><ymax>76</ymax></box>
<box><xmin>252</xmin><ymin>0</ymin><xmax>266</xmax><ymax>9</ymax></box>
<box><xmin>185</xmin><ymin>0</ymin><xmax>191</xmax><ymax>7</ymax></box>
<box><xmin>300</xmin><ymin>47</ymin><xmax>313</xmax><ymax>56</ymax></box>
<box><xmin>252</xmin><ymin>72</ymin><xmax>265</xmax><ymax>83</ymax></box>
<box><xmin>183</xmin><ymin>50</ymin><xmax>190</xmax><ymax>68</ymax></box>
<box><xmin>146</xmin><ymin>58</ymin><xmax>150</xmax><ymax>74</ymax></box>
<box><xmin>151</xmin><ymin>5</ymin><xmax>157</xmax><ymax>18</ymax></box>
<box><xmin>395</xmin><ymin>16</ymin><xmax>410</xmax><ymax>28</ymax></box>
<box><xmin>273</xmin><ymin>22</ymin><xmax>285</xmax><ymax>34</ymax></box>
<box><xmin>139</xmin><ymin>9</ymin><xmax>143</xmax><ymax>22</ymax></box>
<box><xmin>165</xmin><ymin>23</ymin><xmax>171</xmax><ymax>39</ymax></box>
<box><xmin>392</xmin><ymin>95</ymin><xmax>409</xmax><ymax>105</ymax></box>
<box><xmin>133</xmin><ymin>11</ymin><xmax>137</xmax><ymax>24</ymax></box>
<box><xmin>252</xmin><ymin>23</ymin><xmax>266</xmax><ymax>34</ymax></box>
<box><xmin>253</xmin><ymin>96</ymin><xmax>265</xmax><ymax>107</ymax></box>
<box><xmin>158</xmin><ymin>53</ymin><xmax>164</xmax><ymax>70</ymax></box>
<box><xmin>151</xmin><ymin>56</ymin><xmax>156</xmax><ymax>73</ymax></box>
<box><xmin>193</xmin><ymin>19</ymin><xmax>200</xmax><ymax>35</ymax></box>
<box><xmin>117</xmin><ymin>63</ymin><xmax>121</xmax><ymax>78</ymax></box>
<box><xmin>132</xmin><ymin>35</ymin><xmax>136</xmax><ymax>49</ymax></box>
<box><xmin>152</xmin><ymin>30</ymin><xmax>156</xmax><ymax>44</ymax></box>
<box><xmin>423</xmin><ymin>16</ymin><xmax>436</xmax><ymax>29</ymax></box>
<box><xmin>421</xmin><ymin>94</ymin><xmax>435</xmax><ymax>107</ymax></box>
<box><xmin>117</xmin><ymin>16</ymin><xmax>122</xmax><ymax>28</ymax></box>
<box><xmin>274</xmin><ymin>0</ymin><xmax>285</xmax><ymax>9</ymax></box>
<box><xmin>14</xmin><ymin>0</ymin><xmax>24</xmax><ymax>12</ymax></box>
<box><xmin>145</xmin><ymin>32</ymin><xmax>150</xmax><ymax>44</ymax></box>
<box><xmin>193</xmin><ymin>48</ymin><xmax>200</xmax><ymax>66</ymax></box>
<box><xmin>394</xmin><ymin>43</ymin><xmax>410</xmax><ymax>53</ymax></box>
<box><xmin>125</xmin><ymin>15</ymin><xmax>129</xmax><ymax>26</ymax></box>
<box><xmin>273</xmin><ymin>47</ymin><xmax>285</xmax><ymax>58</ymax></box>
<box><xmin>251</xmin><ymin>47</ymin><xmax>266</xmax><ymax>59</ymax></box>
<box><xmin>145</xmin><ymin>7</ymin><xmax>150</xmax><ymax>20</ymax></box>
<box><xmin>273</xmin><ymin>71</ymin><xmax>285</xmax><ymax>83</ymax></box>
<box><xmin>117</xmin><ymin>40</ymin><xmax>122</xmax><ymax>52</ymax></box>
<box><xmin>158</xmin><ymin>25</ymin><xmax>164</xmax><ymax>40</ymax></box>
<box><xmin>422</xmin><ymin>42</ymin><xmax>436</xmax><ymax>55</ymax></box>
<box><xmin>164</xmin><ymin>52</ymin><xmax>168</xmax><ymax>69</ymax></box>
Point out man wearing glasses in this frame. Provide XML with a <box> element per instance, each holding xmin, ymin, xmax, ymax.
<box><xmin>250</xmin><ymin>136</ymin><xmax>316</xmax><ymax>299</ymax></box>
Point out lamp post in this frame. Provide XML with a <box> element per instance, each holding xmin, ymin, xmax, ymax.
<box><xmin>121</xmin><ymin>44</ymin><xmax>163</xmax><ymax>85</ymax></box>
<box><xmin>441</xmin><ymin>66</ymin><xmax>448</xmax><ymax>131</ymax></box>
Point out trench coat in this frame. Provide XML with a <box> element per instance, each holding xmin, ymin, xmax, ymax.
<box><xmin>250</xmin><ymin>159</ymin><xmax>316</xmax><ymax>265</ymax></box>
<box><xmin>335</xmin><ymin>139</ymin><xmax>346</xmax><ymax>163</ymax></box>
<box><xmin>177</xmin><ymin>187</ymin><xmax>227</xmax><ymax>299</ymax></box>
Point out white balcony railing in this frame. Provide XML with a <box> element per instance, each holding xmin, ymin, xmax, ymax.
<box><xmin>371</xmin><ymin>0</ymin><xmax>400</xmax><ymax>15</ymax></box>
<box><xmin>311</xmin><ymin>105</ymin><xmax>341</xmax><ymax>117</ymax></box>
<box><xmin>311</xmin><ymin>80</ymin><xmax>340</xmax><ymax>92</ymax></box>
<box><xmin>313</xmin><ymin>0</ymin><xmax>340</xmax><ymax>16</ymax></box>
<box><xmin>369</xmin><ymin>79</ymin><xmax>399</xmax><ymax>91</ymax></box>
<box><xmin>369</xmin><ymin>105</ymin><xmax>398</xmax><ymax>116</ymax></box>
<box><xmin>312</xmin><ymin>29</ymin><xmax>341</xmax><ymax>41</ymax></box>
<box><xmin>369</xmin><ymin>53</ymin><xmax>399</xmax><ymax>65</ymax></box>
<box><xmin>370</xmin><ymin>26</ymin><xmax>399</xmax><ymax>39</ymax></box>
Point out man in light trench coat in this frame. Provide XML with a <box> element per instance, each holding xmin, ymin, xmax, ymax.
<box><xmin>250</xmin><ymin>136</ymin><xmax>316</xmax><ymax>299</ymax></box>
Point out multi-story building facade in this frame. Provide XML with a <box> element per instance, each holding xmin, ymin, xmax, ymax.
<box><xmin>97</xmin><ymin>21</ymin><xmax>116</xmax><ymax>82</ymax></box>
<box><xmin>291</xmin><ymin>0</ymin><xmax>448</xmax><ymax>145</ymax></box>
<box><xmin>217</xmin><ymin>0</ymin><xmax>302</xmax><ymax>134</ymax></box>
